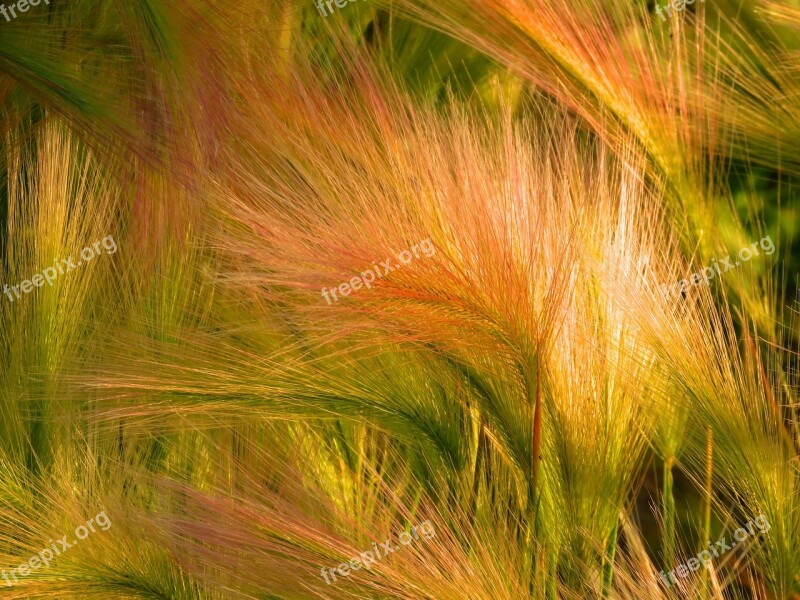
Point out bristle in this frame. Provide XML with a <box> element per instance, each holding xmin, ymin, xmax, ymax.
<box><xmin>0</xmin><ymin>1</ymin><xmax>798</xmax><ymax>598</ymax></box>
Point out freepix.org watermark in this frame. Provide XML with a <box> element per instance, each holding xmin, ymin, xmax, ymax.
<box><xmin>659</xmin><ymin>514</ymin><xmax>770</xmax><ymax>587</ymax></box>
<box><xmin>2</xmin><ymin>235</ymin><xmax>117</xmax><ymax>303</ymax></box>
<box><xmin>315</xmin><ymin>0</ymin><xmax>366</xmax><ymax>18</ymax></box>
<box><xmin>0</xmin><ymin>0</ymin><xmax>49</xmax><ymax>23</ymax></box>
<box><xmin>660</xmin><ymin>235</ymin><xmax>774</xmax><ymax>300</ymax></box>
<box><xmin>1</xmin><ymin>510</ymin><xmax>112</xmax><ymax>587</ymax></box>
<box><xmin>655</xmin><ymin>0</ymin><xmax>704</xmax><ymax>21</ymax></box>
<box><xmin>320</xmin><ymin>520</ymin><xmax>435</xmax><ymax>585</ymax></box>
<box><xmin>321</xmin><ymin>238</ymin><xmax>435</xmax><ymax>304</ymax></box>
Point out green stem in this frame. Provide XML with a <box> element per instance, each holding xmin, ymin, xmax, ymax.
<box><xmin>466</xmin><ymin>418</ymin><xmax>486</xmax><ymax>539</ymax></box>
<box><xmin>601</xmin><ymin>521</ymin><xmax>618</xmax><ymax>599</ymax></box>
<box><xmin>547</xmin><ymin>556</ymin><xmax>558</xmax><ymax>600</ymax></box>
<box><xmin>701</xmin><ymin>428</ymin><xmax>713</xmax><ymax>599</ymax></box>
<box><xmin>526</xmin><ymin>355</ymin><xmax>542</xmax><ymax>596</ymax></box>
<box><xmin>663</xmin><ymin>456</ymin><xmax>676</xmax><ymax>568</ymax></box>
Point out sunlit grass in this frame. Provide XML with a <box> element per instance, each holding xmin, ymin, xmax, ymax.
<box><xmin>0</xmin><ymin>0</ymin><xmax>798</xmax><ymax>598</ymax></box>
